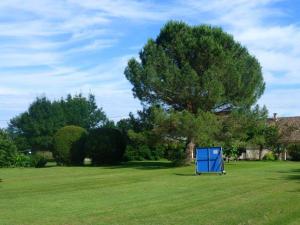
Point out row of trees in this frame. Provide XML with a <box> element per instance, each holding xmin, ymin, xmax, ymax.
<box><xmin>0</xmin><ymin>99</ymin><xmax>297</xmax><ymax>168</ymax></box>
<box><xmin>1</xmin><ymin>21</ymin><xmax>299</xmax><ymax>167</ymax></box>
<box><xmin>8</xmin><ymin>94</ymin><xmax>110</xmax><ymax>153</ymax></box>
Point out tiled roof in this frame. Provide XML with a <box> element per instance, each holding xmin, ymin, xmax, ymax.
<box><xmin>269</xmin><ymin>116</ymin><xmax>300</xmax><ymax>143</ymax></box>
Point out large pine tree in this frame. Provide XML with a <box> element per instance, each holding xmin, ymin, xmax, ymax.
<box><xmin>125</xmin><ymin>21</ymin><xmax>265</xmax><ymax>163</ymax></box>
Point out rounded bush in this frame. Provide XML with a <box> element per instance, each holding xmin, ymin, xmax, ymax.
<box><xmin>85</xmin><ymin>127</ymin><xmax>126</xmax><ymax>165</ymax></box>
<box><xmin>263</xmin><ymin>152</ymin><xmax>276</xmax><ymax>161</ymax></box>
<box><xmin>0</xmin><ymin>130</ymin><xmax>18</xmax><ymax>167</ymax></box>
<box><xmin>53</xmin><ymin>126</ymin><xmax>87</xmax><ymax>165</ymax></box>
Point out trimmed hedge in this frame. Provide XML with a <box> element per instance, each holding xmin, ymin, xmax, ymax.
<box><xmin>53</xmin><ymin>126</ymin><xmax>87</xmax><ymax>165</ymax></box>
<box><xmin>85</xmin><ymin>127</ymin><xmax>126</xmax><ymax>165</ymax></box>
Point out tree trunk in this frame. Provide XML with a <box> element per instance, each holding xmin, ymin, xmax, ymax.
<box><xmin>184</xmin><ymin>138</ymin><xmax>195</xmax><ymax>165</ymax></box>
<box><xmin>259</xmin><ymin>145</ymin><xmax>263</xmax><ymax>160</ymax></box>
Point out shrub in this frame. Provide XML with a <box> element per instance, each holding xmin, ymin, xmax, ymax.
<box><xmin>167</xmin><ymin>148</ymin><xmax>186</xmax><ymax>166</ymax></box>
<box><xmin>263</xmin><ymin>152</ymin><xmax>276</xmax><ymax>161</ymax></box>
<box><xmin>124</xmin><ymin>145</ymin><xmax>151</xmax><ymax>161</ymax></box>
<box><xmin>124</xmin><ymin>145</ymin><xmax>164</xmax><ymax>161</ymax></box>
<box><xmin>13</xmin><ymin>153</ymin><xmax>32</xmax><ymax>167</ymax></box>
<box><xmin>85</xmin><ymin>127</ymin><xmax>126</xmax><ymax>165</ymax></box>
<box><xmin>30</xmin><ymin>154</ymin><xmax>48</xmax><ymax>168</ymax></box>
<box><xmin>124</xmin><ymin>145</ymin><xmax>140</xmax><ymax>161</ymax></box>
<box><xmin>287</xmin><ymin>144</ymin><xmax>300</xmax><ymax>161</ymax></box>
<box><xmin>163</xmin><ymin>142</ymin><xmax>187</xmax><ymax>166</ymax></box>
<box><xmin>53</xmin><ymin>126</ymin><xmax>87</xmax><ymax>165</ymax></box>
<box><xmin>0</xmin><ymin>130</ymin><xmax>18</xmax><ymax>167</ymax></box>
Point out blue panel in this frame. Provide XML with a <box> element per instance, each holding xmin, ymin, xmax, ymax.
<box><xmin>195</xmin><ymin>147</ymin><xmax>223</xmax><ymax>173</ymax></box>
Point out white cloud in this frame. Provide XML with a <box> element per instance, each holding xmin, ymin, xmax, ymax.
<box><xmin>0</xmin><ymin>0</ymin><xmax>300</xmax><ymax>127</ymax></box>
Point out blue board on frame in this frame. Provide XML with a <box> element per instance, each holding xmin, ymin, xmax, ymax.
<box><xmin>195</xmin><ymin>147</ymin><xmax>225</xmax><ymax>174</ymax></box>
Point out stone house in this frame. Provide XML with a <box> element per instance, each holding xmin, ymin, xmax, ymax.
<box><xmin>241</xmin><ymin>113</ymin><xmax>300</xmax><ymax>160</ymax></box>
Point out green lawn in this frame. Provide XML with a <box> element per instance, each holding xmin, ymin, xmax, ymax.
<box><xmin>0</xmin><ymin>161</ymin><xmax>299</xmax><ymax>225</ymax></box>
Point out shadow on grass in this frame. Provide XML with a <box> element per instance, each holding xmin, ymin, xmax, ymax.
<box><xmin>284</xmin><ymin>174</ymin><xmax>300</xmax><ymax>181</ymax></box>
<box><xmin>101</xmin><ymin>161</ymin><xmax>175</xmax><ymax>170</ymax></box>
<box><xmin>174</xmin><ymin>173</ymin><xmax>196</xmax><ymax>176</ymax></box>
<box><xmin>277</xmin><ymin>168</ymin><xmax>300</xmax><ymax>184</ymax></box>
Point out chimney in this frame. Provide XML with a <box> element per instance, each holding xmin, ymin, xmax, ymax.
<box><xmin>273</xmin><ymin>113</ymin><xmax>277</xmax><ymax>121</ymax></box>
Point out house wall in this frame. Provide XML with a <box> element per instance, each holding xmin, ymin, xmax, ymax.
<box><xmin>239</xmin><ymin>149</ymin><xmax>271</xmax><ymax>160</ymax></box>
<box><xmin>239</xmin><ymin>148</ymin><xmax>291</xmax><ymax>160</ymax></box>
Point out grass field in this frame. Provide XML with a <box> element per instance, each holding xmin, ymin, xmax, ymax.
<box><xmin>0</xmin><ymin>161</ymin><xmax>299</xmax><ymax>225</ymax></box>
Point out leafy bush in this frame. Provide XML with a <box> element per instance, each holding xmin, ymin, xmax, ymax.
<box><xmin>85</xmin><ymin>127</ymin><xmax>126</xmax><ymax>165</ymax></box>
<box><xmin>53</xmin><ymin>126</ymin><xmax>87</xmax><ymax>165</ymax></box>
<box><xmin>124</xmin><ymin>145</ymin><xmax>150</xmax><ymax>161</ymax></box>
<box><xmin>13</xmin><ymin>153</ymin><xmax>32</xmax><ymax>167</ymax></box>
<box><xmin>164</xmin><ymin>142</ymin><xmax>187</xmax><ymax>166</ymax></box>
<box><xmin>124</xmin><ymin>144</ymin><xmax>165</xmax><ymax>161</ymax></box>
<box><xmin>166</xmin><ymin>148</ymin><xmax>186</xmax><ymax>166</ymax></box>
<box><xmin>124</xmin><ymin>145</ymin><xmax>144</xmax><ymax>161</ymax></box>
<box><xmin>30</xmin><ymin>154</ymin><xmax>48</xmax><ymax>168</ymax></box>
<box><xmin>0</xmin><ymin>130</ymin><xmax>18</xmax><ymax>167</ymax></box>
<box><xmin>287</xmin><ymin>144</ymin><xmax>300</xmax><ymax>161</ymax></box>
<box><xmin>262</xmin><ymin>152</ymin><xmax>276</xmax><ymax>161</ymax></box>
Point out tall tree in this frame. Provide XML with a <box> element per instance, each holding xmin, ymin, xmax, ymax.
<box><xmin>8</xmin><ymin>94</ymin><xmax>109</xmax><ymax>152</ymax></box>
<box><xmin>247</xmin><ymin>105</ymin><xmax>269</xmax><ymax>160</ymax></box>
<box><xmin>0</xmin><ymin>129</ymin><xmax>18</xmax><ymax>167</ymax></box>
<box><xmin>8</xmin><ymin>97</ymin><xmax>65</xmax><ymax>151</ymax></box>
<box><xmin>60</xmin><ymin>94</ymin><xmax>109</xmax><ymax>130</ymax></box>
<box><xmin>125</xmin><ymin>21</ymin><xmax>265</xmax><ymax>163</ymax></box>
<box><xmin>219</xmin><ymin>105</ymin><xmax>268</xmax><ymax>160</ymax></box>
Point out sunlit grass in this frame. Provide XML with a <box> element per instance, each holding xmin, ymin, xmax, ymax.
<box><xmin>0</xmin><ymin>161</ymin><xmax>299</xmax><ymax>225</ymax></box>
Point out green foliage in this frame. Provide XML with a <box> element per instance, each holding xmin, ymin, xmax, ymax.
<box><xmin>218</xmin><ymin>105</ymin><xmax>270</xmax><ymax>160</ymax></box>
<box><xmin>125</xmin><ymin>21</ymin><xmax>265</xmax><ymax>164</ymax></box>
<box><xmin>60</xmin><ymin>94</ymin><xmax>109</xmax><ymax>129</ymax></box>
<box><xmin>85</xmin><ymin>127</ymin><xmax>126</xmax><ymax>165</ymax></box>
<box><xmin>124</xmin><ymin>145</ymin><xmax>151</xmax><ymax>161</ymax></box>
<box><xmin>223</xmin><ymin>145</ymin><xmax>246</xmax><ymax>161</ymax></box>
<box><xmin>153</xmin><ymin>108</ymin><xmax>220</xmax><ymax>164</ymax></box>
<box><xmin>0</xmin><ymin>129</ymin><xmax>18</xmax><ymax>167</ymax></box>
<box><xmin>8</xmin><ymin>94</ymin><xmax>108</xmax><ymax>152</ymax></box>
<box><xmin>125</xmin><ymin>21</ymin><xmax>265</xmax><ymax>113</ymax></box>
<box><xmin>53</xmin><ymin>126</ymin><xmax>87</xmax><ymax>165</ymax></box>
<box><xmin>287</xmin><ymin>144</ymin><xmax>300</xmax><ymax>161</ymax></box>
<box><xmin>262</xmin><ymin>152</ymin><xmax>276</xmax><ymax>161</ymax></box>
<box><xmin>8</xmin><ymin>97</ymin><xmax>65</xmax><ymax>152</ymax></box>
<box><xmin>154</xmin><ymin>109</ymin><xmax>220</xmax><ymax>146</ymax></box>
<box><xmin>13</xmin><ymin>153</ymin><xmax>32</xmax><ymax>167</ymax></box>
<box><xmin>124</xmin><ymin>145</ymin><xmax>164</xmax><ymax>161</ymax></box>
<box><xmin>118</xmin><ymin>107</ymin><xmax>165</xmax><ymax>161</ymax></box>
<box><xmin>30</xmin><ymin>154</ymin><xmax>48</xmax><ymax>168</ymax></box>
<box><xmin>165</xmin><ymin>146</ymin><xmax>186</xmax><ymax>166</ymax></box>
<box><xmin>1</xmin><ymin>130</ymin><xmax>48</xmax><ymax>168</ymax></box>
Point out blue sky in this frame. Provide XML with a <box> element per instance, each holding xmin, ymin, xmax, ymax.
<box><xmin>0</xmin><ymin>0</ymin><xmax>300</xmax><ymax>127</ymax></box>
